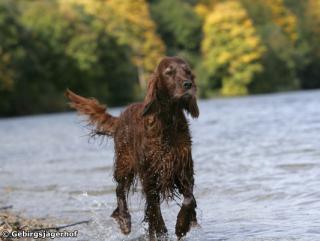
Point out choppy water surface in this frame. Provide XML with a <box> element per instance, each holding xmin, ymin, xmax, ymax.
<box><xmin>1</xmin><ymin>90</ymin><xmax>320</xmax><ymax>241</ymax></box>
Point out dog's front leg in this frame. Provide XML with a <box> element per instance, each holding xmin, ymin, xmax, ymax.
<box><xmin>175</xmin><ymin>186</ymin><xmax>198</xmax><ymax>240</ymax></box>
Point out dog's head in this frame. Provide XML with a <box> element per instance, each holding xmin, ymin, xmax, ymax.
<box><xmin>143</xmin><ymin>56</ymin><xmax>199</xmax><ymax>118</ymax></box>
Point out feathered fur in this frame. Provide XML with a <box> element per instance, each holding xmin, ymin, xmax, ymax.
<box><xmin>66</xmin><ymin>56</ymin><xmax>199</xmax><ymax>240</ymax></box>
<box><xmin>65</xmin><ymin>89</ymin><xmax>118</xmax><ymax>136</ymax></box>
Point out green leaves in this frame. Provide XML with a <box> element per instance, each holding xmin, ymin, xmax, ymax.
<box><xmin>1</xmin><ymin>0</ymin><xmax>320</xmax><ymax>116</ymax></box>
<box><xmin>0</xmin><ymin>1</ymin><xmax>138</xmax><ymax>116</ymax></box>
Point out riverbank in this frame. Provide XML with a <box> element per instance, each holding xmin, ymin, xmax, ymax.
<box><xmin>0</xmin><ymin>207</ymin><xmax>52</xmax><ymax>240</ymax></box>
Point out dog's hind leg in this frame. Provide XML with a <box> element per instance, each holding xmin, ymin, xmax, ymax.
<box><xmin>111</xmin><ymin>164</ymin><xmax>134</xmax><ymax>235</ymax></box>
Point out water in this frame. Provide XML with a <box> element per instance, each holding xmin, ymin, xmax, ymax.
<box><xmin>0</xmin><ymin>90</ymin><xmax>320</xmax><ymax>241</ymax></box>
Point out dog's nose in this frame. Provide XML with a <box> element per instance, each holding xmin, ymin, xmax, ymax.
<box><xmin>183</xmin><ymin>80</ymin><xmax>192</xmax><ymax>90</ymax></box>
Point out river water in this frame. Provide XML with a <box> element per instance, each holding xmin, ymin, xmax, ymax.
<box><xmin>0</xmin><ymin>90</ymin><xmax>320</xmax><ymax>241</ymax></box>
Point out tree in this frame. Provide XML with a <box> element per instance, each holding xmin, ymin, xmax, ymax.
<box><xmin>22</xmin><ymin>0</ymin><xmax>138</xmax><ymax>106</ymax></box>
<box><xmin>0</xmin><ymin>0</ymin><xmax>138</xmax><ymax>116</ymax></box>
<box><xmin>0</xmin><ymin>1</ymin><xmax>19</xmax><ymax>92</ymax></box>
<box><xmin>0</xmin><ymin>1</ymin><xmax>23</xmax><ymax>114</ymax></box>
<box><xmin>201</xmin><ymin>1</ymin><xmax>265</xmax><ymax>96</ymax></box>
<box><xmin>265</xmin><ymin>0</ymin><xmax>297</xmax><ymax>42</ymax></box>
<box><xmin>297</xmin><ymin>0</ymin><xmax>320</xmax><ymax>89</ymax></box>
<box><xmin>241</xmin><ymin>0</ymin><xmax>301</xmax><ymax>93</ymax></box>
<box><xmin>149</xmin><ymin>0</ymin><xmax>202</xmax><ymax>65</ymax></box>
<box><xmin>66</xmin><ymin>0</ymin><xmax>165</xmax><ymax>89</ymax></box>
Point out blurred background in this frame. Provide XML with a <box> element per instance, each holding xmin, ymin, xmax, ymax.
<box><xmin>0</xmin><ymin>0</ymin><xmax>319</xmax><ymax>116</ymax></box>
<box><xmin>1</xmin><ymin>1</ymin><xmax>320</xmax><ymax>240</ymax></box>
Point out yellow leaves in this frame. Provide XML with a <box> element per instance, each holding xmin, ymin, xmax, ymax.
<box><xmin>109</xmin><ymin>0</ymin><xmax>153</xmax><ymax>29</ymax></box>
<box><xmin>194</xmin><ymin>4</ymin><xmax>210</xmax><ymax>19</ymax></box>
<box><xmin>221</xmin><ymin>80</ymin><xmax>248</xmax><ymax>96</ymax></box>
<box><xmin>308</xmin><ymin>0</ymin><xmax>320</xmax><ymax>21</ymax></box>
<box><xmin>104</xmin><ymin>0</ymin><xmax>165</xmax><ymax>85</ymax></box>
<box><xmin>59</xmin><ymin>0</ymin><xmax>165</xmax><ymax>87</ymax></box>
<box><xmin>217</xmin><ymin>51</ymin><xmax>232</xmax><ymax>65</ymax></box>
<box><xmin>264</xmin><ymin>0</ymin><xmax>298</xmax><ymax>42</ymax></box>
<box><xmin>305</xmin><ymin>0</ymin><xmax>320</xmax><ymax>55</ymax></box>
<box><xmin>206</xmin><ymin>3</ymin><xmax>245</xmax><ymax>25</ymax></box>
<box><xmin>141</xmin><ymin>31</ymin><xmax>165</xmax><ymax>72</ymax></box>
<box><xmin>194</xmin><ymin>0</ymin><xmax>221</xmax><ymax>19</ymax></box>
<box><xmin>246</xmin><ymin>36</ymin><xmax>260</xmax><ymax>48</ymax></box>
<box><xmin>306</xmin><ymin>0</ymin><xmax>320</xmax><ymax>35</ymax></box>
<box><xmin>202</xmin><ymin>0</ymin><xmax>265</xmax><ymax>96</ymax></box>
<box><xmin>241</xmin><ymin>52</ymin><xmax>261</xmax><ymax>64</ymax></box>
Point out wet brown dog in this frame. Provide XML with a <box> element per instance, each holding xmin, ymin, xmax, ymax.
<box><xmin>66</xmin><ymin>56</ymin><xmax>199</xmax><ymax>240</ymax></box>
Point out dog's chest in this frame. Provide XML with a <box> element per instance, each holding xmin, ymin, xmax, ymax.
<box><xmin>142</xmin><ymin>119</ymin><xmax>191</xmax><ymax>164</ymax></box>
<box><xmin>140</xmin><ymin>112</ymin><xmax>192</xmax><ymax>158</ymax></box>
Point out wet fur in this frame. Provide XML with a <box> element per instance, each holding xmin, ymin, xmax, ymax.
<box><xmin>66</xmin><ymin>56</ymin><xmax>199</xmax><ymax>240</ymax></box>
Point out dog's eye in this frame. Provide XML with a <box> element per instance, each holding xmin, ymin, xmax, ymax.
<box><xmin>164</xmin><ymin>67</ymin><xmax>175</xmax><ymax>75</ymax></box>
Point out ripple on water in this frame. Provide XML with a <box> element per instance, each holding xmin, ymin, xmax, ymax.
<box><xmin>1</xmin><ymin>91</ymin><xmax>320</xmax><ymax>240</ymax></box>
<box><xmin>276</xmin><ymin>163</ymin><xmax>318</xmax><ymax>172</ymax></box>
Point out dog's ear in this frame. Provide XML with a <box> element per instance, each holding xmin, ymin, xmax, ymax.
<box><xmin>142</xmin><ymin>74</ymin><xmax>158</xmax><ymax>116</ymax></box>
<box><xmin>186</xmin><ymin>96</ymin><xmax>199</xmax><ymax>118</ymax></box>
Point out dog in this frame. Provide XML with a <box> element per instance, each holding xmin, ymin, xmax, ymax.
<box><xmin>66</xmin><ymin>56</ymin><xmax>199</xmax><ymax>240</ymax></box>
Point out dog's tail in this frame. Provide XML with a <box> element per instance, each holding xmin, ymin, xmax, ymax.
<box><xmin>65</xmin><ymin>89</ymin><xmax>118</xmax><ymax>137</ymax></box>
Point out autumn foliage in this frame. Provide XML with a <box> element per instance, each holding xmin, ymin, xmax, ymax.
<box><xmin>0</xmin><ymin>0</ymin><xmax>320</xmax><ymax>116</ymax></box>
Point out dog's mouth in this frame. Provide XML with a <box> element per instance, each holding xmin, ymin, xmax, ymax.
<box><xmin>178</xmin><ymin>92</ymin><xmax>194</xmax><ymax>107</ymax></box>
<box><xmin>181</xmin><ymin>91</ymin><xmax>194</xmax><ymax>100</ymax></box>
<box><xmin>179</xmin><ymin>93</ymin><xmax>199</xmax><ymax>118</ymax></box>
<box><xmin>183</xmin><ymin>92</ymin><xmax>192</xmax><ymax>97</ymax></box>
<box><xmin>174</xmin><ymin>89</ymin><xmax>195</xmax><ymax>102</ymax></box>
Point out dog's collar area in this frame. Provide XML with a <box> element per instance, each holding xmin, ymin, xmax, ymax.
<box><xmin>182</xmin><ymin>197</ymin><xmax>193</xmax><ymax>205</ymax></box>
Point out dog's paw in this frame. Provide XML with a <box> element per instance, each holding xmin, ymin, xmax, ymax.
<box><xmin>111</xmin><ymin>208</ymin><xmax>131</xmax><ymax>235</ymax></box>
<box><xmin>175</xmin><ymin>205</ymin><xmax>195</xmax><ymax>239</ymax></box>
<box><xmin>190</xmin><ymin>208</ymin><xmax>200</xmax><ymax>228</ymax></box>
